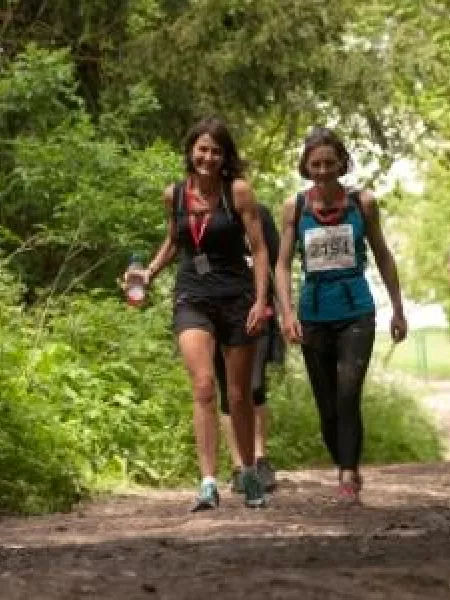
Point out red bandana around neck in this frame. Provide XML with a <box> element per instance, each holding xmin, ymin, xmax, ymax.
<box><xmin>307</xmin><ymin>186</ymin><xmax>347</xmax><ymax>225</ymax></box>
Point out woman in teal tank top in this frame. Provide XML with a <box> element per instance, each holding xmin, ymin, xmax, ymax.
<box><xmin>298</xmin><ymin>191</ymin><xmax>375</xmax><ymax>322</ymax></box>
<box><xmin>276</xmin><ymin>127</ymin><xmax>407</xmax><ymax>504</ymax></box>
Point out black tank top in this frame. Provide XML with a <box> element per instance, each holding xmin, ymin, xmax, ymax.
<box><xmin>173</xmin><ymin>181</ymin><xmax>254</xmax><ymax>299</ymax></box>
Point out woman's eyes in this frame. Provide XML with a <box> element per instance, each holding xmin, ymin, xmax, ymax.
<box><xmin>310</xmin><ymin>160</ymin><xmax>337</xmax><ymax>168</ymax></box>
<box><xmin>197</xmin><ymin>145</ymin><xmax>222</xmax><ymax>156</ymax></box>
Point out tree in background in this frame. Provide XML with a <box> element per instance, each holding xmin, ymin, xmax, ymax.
<box><xmin>353</xmin><ymin>1</ymin><xmax>450</xmax><ymax>322</ymax></box>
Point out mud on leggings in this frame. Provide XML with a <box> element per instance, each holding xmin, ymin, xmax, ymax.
<box><xmin>300</xmin><ymin>314</ymin><xmax>376</xmax><ymax>470</ymax></box>
<box><xmin>215</xmin><ymin>332</ymin><xmax>270</xmax><ymax>414</ymax></box>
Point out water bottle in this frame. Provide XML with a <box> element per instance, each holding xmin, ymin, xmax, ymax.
<box><xmin>126</xmin><ymin>253</ymin><xmax>146</xmax><ymax>307</ymax></box>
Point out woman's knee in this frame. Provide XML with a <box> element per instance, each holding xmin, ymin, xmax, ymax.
<box><xmin>192</xmin><ymin>374</ymin><xmax>216</xmax><ymax>406</ymax></box>
<box><xmin>227</xmin><ymin>385</ymin><xmax>251</xmax><ymax>409</ymax></box>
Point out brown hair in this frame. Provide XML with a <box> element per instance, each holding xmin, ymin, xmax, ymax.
<box><xmin>298</xmin><ymin>127</ymin><xmax>352</xmax><ymax>179</ymax></box>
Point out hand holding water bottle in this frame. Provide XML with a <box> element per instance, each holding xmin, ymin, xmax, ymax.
<box><xmin>123</xmin><ymin>253</ymin><xmax>152</xmax><ymax>307</ymax></box>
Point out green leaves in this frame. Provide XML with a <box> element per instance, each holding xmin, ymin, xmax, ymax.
<box><xmin>0</xmin><ymin>44</ymin><xmax>182</xmax><ymax>293</ymax></box>
<box><xmin>0</xmin><ymin>44</ymin><xmax>82</xmax><ymax>135</ymax></box>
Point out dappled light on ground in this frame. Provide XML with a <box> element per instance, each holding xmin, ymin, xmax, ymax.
<box><xmin>1</xmin><ymin>464</ymin><xmax>450</xmax><ymax>599</ymax></box>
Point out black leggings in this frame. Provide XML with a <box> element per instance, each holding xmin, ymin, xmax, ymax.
<box><xmin>300</xmin><ymin>314</ymin><xmax>375</xmax><ymax>470</ymax></box>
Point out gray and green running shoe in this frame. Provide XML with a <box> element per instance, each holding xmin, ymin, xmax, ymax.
<box><xmin>242</xmin><ymin>470</ymin><xmax>266</xmax><ymax>508</ymax></box>
<box><xmin>256</xmin><ymin>457</ymin><xmax>277</xmax><ymax>492</ymax></box>
<box><xmin>191</xmin><ymin>481</ymin><xmax>220</xmax><ymax>512</ymax></box>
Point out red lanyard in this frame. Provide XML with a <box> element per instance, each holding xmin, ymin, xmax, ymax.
<box><xmin>187</xmin><ymin>191</ymin><xmax>210</xmax><ymax>251</ymax></box>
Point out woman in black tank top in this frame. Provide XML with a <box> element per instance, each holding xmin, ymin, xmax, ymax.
<box><xmin>124</xmin><ymin>118</ymin><xmax>268</xmax><ymax>511</ymax></box>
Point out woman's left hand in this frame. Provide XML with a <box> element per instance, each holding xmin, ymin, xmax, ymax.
<box><xmin>391</xmin><ymin>311</ymin><xmax>407</xmax><ymax>342</ymax></box>
<box><xmin>246</xmin><ymin>301</ymin><xmax>266</xmax><ymax>336</ymax></box>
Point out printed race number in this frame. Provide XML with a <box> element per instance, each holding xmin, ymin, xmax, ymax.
<box><xmin>304</xmin><ymin>224</ymin><xmax>356</xmax><ymax>271</ymax></box>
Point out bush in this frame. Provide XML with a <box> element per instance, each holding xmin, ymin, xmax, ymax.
<box><xmin>0</xmin><ymin>262</ymin><xmax>86</xmax><ymax>514</ymax></box>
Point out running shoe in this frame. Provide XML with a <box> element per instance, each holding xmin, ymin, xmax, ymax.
<box><xmin>191</xmin><ymin>481</ymin><xmax>220</xmax><ymax>512</ymax></box>
<box><xmin>230</xmin><ymin>468</ymin><xmax>244</xmax><ymax>494</ymax></box>
<box><xmin>337</xmin><ymin>481</ymin><xmax>360</xmax><ymax>505</ymax></box>
<box><xmin>256</xmin><ymin>457</ymin><xmax>277</xmax><ymax>492</ymax></box>
<box><xmin>338</xmin><ymin>470</ymin><xmax>363</xmax><ymax>493</ymax></box>
<box><xmin>242</xmin><ymin>470</ymin><xmax>266</xmax><ymax>508</ymax></box>
<box><xmin>337</xmin><ymin>470</ymin><xmax>362</xmax><ymax>505</ymax></box>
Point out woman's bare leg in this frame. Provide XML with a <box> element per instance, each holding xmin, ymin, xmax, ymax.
<box><xmin>220</xmin><ymin>405</ymin><xmax>268</xmax><ymax>464</ymax></box>
<box><xmin>254</xmin><ymin>404</ymin><xmax>267</xmax><ymax>460</ymax></box>
<box><xmin>222</xmin><ymin>343</ymin><xmax>256</xmax><ymax>468</ymax></box>
<box><xmin>220</xmin><ymin>414</ymin><xmax>243</xmax><ymax>468</ymax></box>
<box><xmin>178</xmin><ymin>328</ymin><xmax>217</xmax><ymax>477</ymax></box>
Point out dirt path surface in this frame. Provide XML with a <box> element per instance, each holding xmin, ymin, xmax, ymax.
<box><xmin>1</xmin><ymin>382</ymin><xmax>450</xmax><ymax>599</ymax></box>
<box><xmin>1</xmin><ymin>462</ymin><xmax>450</xmax><ymax>600</ymax></box>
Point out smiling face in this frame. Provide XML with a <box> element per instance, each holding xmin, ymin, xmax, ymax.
<box><xmin>304</xmin><ymin>144</ymin><xmax>343</xmax><ymax>186</ymax></box>
<box><xmin>190</xmin><ymin>133</ymin><xmax>224</xmax><ymax>179</ymax></box>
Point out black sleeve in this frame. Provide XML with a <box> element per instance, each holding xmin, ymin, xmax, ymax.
<box><xmin>257</xmin><ymin>204</ymin><xmax>279</xmax><ymax>271</ymax></box>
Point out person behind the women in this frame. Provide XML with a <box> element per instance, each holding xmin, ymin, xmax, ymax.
<box><xmin>214</xmin><ymin>203</ymin><xmax>282</xmax><ymax>493</ymax></box>
<box><xmin>275</xmin><ymin>127</ymin><xmax>407</xmax><ymax>504</ymax></box>
<box><xmin>125</xmin><ymin>117</ymin><xmax>268</xmax><ymax>511</ymax></box>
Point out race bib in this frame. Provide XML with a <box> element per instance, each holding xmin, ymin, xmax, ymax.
<box><xmin>304</xmin><ymin>224</ymin><xmax>356</xmax><ymax>272</ymax></box>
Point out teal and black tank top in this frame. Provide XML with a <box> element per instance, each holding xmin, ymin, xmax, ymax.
<box><xmin>296</xmin><ymin>191</ymin><xmax>375</xmax><ymax>322</ymax></box>
<box><xmin>173</xmin><ymin>181</ymin><xmax>254</xmax><ymax>299</ymax></box>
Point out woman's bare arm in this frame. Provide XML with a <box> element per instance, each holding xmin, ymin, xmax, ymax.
<box><xmin>145</xmin><ymin>185</ymin><xmax>179</xmax><ymax>280</ymax></box>
<box><xmin>360</xmin><ymin>190</ymin><xmax>407</xmax><ymax>341</ymax></box>
<box><xmin>275</xmin><ymin>196</ymin><xmax>302</xmax><ymax>342</ymax></box>
<box><xmin>232</xmin><ymin>179</ymin><xmax>268</xmax><ymax>307</ymax></box>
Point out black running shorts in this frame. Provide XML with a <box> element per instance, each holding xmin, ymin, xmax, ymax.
<box><xmin>173</xmin><ymin>293</ymin><xmax>255</xmax><ymax>346</ymax></box>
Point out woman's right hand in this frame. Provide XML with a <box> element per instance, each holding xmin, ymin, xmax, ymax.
<box><xmin>391</xmin><ymin>310</ymin><xmax>407</xmax><ymax>343</ymax></box>
<box><xmin>124</xmin><ymin>266</ymin><xmax>151</xmax><ymax>286</ymax></box>
<box><xmin>119</xmin><ymin>265</ymin><xmax>153</xmax><ymax>291</ymax></box>
<box><xmin>281</xmin><ymin>311</ymin><xmax>303</xmax><ymax>343</ymax></box>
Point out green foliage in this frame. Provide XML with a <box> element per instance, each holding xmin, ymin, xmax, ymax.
<box><xmin>2</xmin><ymin>0</ymin><xmax>131</xmax><ymax>116</ymax></box>
<box><xmin>0</xmin><ymin>263</ymin><xmax>197</xmax><ymax>513</ymax></box>
<box><xmin>120</xmin><ymin>0</ymin><xmax>406</xmax><ymax>159</ymax></box>
<box><xmin>382</xmin><ymin>157</ymin><xmax>450</xmax><ymax>321</ymax></box>
<box><xmin>355</xmin><ymin>1</ymin><xmax>450</xmax><ymax>138</ymax></box>
<box><xmin>0</xmin><ymin>44</ymin><xmax>83</xmax><ymax>136</ymax></box>
<box><xmin>0</xmin><ymin>377</ymin><xmax>86</xmax><ymax>515</ymax></box>
<box><xmin>0</xmin><ymin>263</ymin><xmax>85</xmax><ymax>514</ymax></box>
<box><xmin>373</xmin><ymin>329</ymin><xmax>450</xmax><ymax>380</ymax></box>
<box><xmin>39</xmin><ymin>287</ymin><xmax>197</xmax><ymax>487</ymax></box>
<box><xmin>0</xmin><ymin>44</ymin><xmax>182</xmax><ymax>293</ymax></box>
<box><xmin>363</xmin><ymin>380</ymin><xmax>442</xmax><ymax>464</ymax></box>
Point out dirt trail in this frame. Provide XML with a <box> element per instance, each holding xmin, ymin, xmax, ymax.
<box><xmin>1</xmin><ymin>384</ymin><xmax>450</xmax><ymax>600</ymax></box>
<box><xmin>1</xmin><ymin>463</ymin><xmax>450</xmax><ymax>600</ymax></box>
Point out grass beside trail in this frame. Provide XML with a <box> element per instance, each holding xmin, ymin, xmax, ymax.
<box><xmin>373</xmin><ymin>327</ymin><xmax>450</xmax><ymax>379</ymax></box>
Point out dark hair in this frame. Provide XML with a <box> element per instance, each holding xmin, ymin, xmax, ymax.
<box><xmin>298</xmin><ymin>127</ymin><xmax>352</xmax><ymax>179</ymax></box>
<box><xmin>184</xmin><ymin>117</ymin><xmax>245</xmax><ymax>181</ymax></box>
